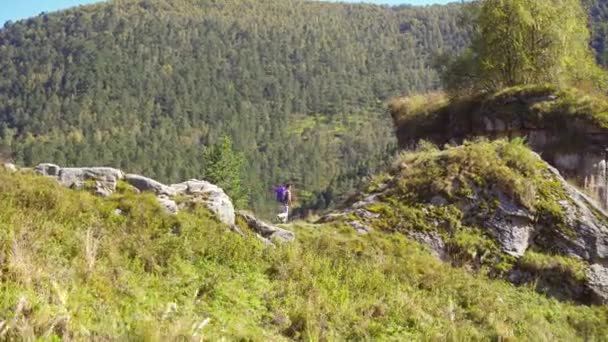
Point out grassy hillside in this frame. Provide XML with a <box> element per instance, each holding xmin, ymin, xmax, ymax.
<box><xmin>1</xmin><ymin>166</ymin><xmax>607</xmax><ymax>340</ymax></box>
<box><xmin>0</xmin><ymin>0</ymin><xmax>466</xmax><ymax>215</ymax></box>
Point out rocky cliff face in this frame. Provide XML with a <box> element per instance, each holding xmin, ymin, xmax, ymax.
<box><xmin>321</xmin><ymin>140</ymin><xmax>608</xmax><ymax>304</ymax></box>
<box><xmin>389</xmin><ymin>85</ymin><xmax>608</xmax><ymax>211</ymax></box>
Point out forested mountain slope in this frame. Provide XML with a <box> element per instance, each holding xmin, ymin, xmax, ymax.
<box><xmin>0</xmin><ymin>0</ymin><xmax>465</xmax><ymax>214</ymax></box>
<box><xmin>589</xmin><ymin>0</ymin><xmax>608</xmax><ymax>65</ymax></box>
<box><xmin>3</xmin><ymin>0</ymin><xmax>608</xmax><ymax>214</ymax></box>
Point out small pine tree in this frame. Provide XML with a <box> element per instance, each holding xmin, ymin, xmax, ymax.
<box><xmin>202</xmin><ymin>136</ymin><xmax>249</xmax><ymax>208</ymax></box>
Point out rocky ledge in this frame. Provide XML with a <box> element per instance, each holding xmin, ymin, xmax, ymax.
<box><xmin>33</xmin><ymin>162</ymin><xmax>236</xmax><ymax>225</ymax></box>
<box><xmin>5</xmin><ymin>162</ymin><xmax>294</xmax><ymax>244</ymax></box>
<box><xmin>390</xmin><ymin>85</ymin><xmax>608</xmax><ymax>212</ymax></box>
<box><xmin>320</xmin><ymin>145</ymin><xmax>608</xmax><ymax>305</ymax></box>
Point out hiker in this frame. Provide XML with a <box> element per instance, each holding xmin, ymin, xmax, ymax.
<box><xmin>275</xmin><ymin>183</ymin><xmax>293</xmax><ymax>223</ymax></box>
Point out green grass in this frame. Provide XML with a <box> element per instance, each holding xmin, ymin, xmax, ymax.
<box><xmin>0</xmin><ymin>170</ymin><xmax>607</xmax><ymax>340</ymax></box>
<box><xmin>519</xmin><ymin>250</ymin><xmax>587</xmax><ymax>282</ymax></box>
<box><xmin>388</xmin><ymin>138</ymin><xmax>554</xmax><ymax>211</ymax></box>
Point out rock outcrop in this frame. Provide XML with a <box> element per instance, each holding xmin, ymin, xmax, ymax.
<box><xmin>540</xmin><ymin>163</ymin><xmax>608</xmax><ymax>263</ymax></box>
<box><xmin>237</xmin><ymin>211</ymin><xmax>295</xmax><ymax>244</ymax></box>
<box><xmin>3</xmin><ymin>163</ymin><xmax>18</xmax><ymax>173</ymax></box>
<box><xmin>32</xmin><ymin>163</ymin><xmax>235</xmax><ymax>226</ymax></box>
<box><xmin>171</xmin><ymin>180</ymin><xmax>235</xmax><ymax>226</ymax></box>
<box><xmin>407</xmin><ymin>231</ymin><xmax>447</xmax><ymax>261</ymax></box>
<box><xmin>587</xmin><ymin>264</ymin><xmax>608</xmax><ymax>303</ymax></box>
<box><xmin>125</xmin><ymin>174</ymin><xmax>175</xmax><ymax>197</ymax></box>
<box><xmin>157</xmin><ymin>195</ymin><xmax>179</xmax><ymax>215</ymax></box>
<box><xmin>35</xmin><ymin>164</ymin><xmax>124</xmax><ymax>197</ymax></box>
<box><xmin>348</xmin><ymin>220</ymin><xmax>372</xmax><ymax>235</ymax></box>
<box><xmin>389</xmin><ymin>85</ymin><xmax>608</xmax><ymax>211</ymax></box>
<box><xmin>482</xmin><ymin>192</ymin><xmax>535</xmax><ymax>257</ymax></box>
<box><xmin>22</xmin><ymin>163</ymin><xmax>291</xmax><ymax>244</ymax></box>
<box><xmin>322</xmin><ymin>143</ymin><xmax>608</xmax><ymax>305</ymax></box>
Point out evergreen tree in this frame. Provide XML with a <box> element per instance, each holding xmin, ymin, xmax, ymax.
<box><xmin>202</xmin><ymin>136</ymin><xmax>248</xmax><ymax>208</ymax></box>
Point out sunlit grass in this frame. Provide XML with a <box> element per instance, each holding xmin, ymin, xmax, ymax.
<box><xmin>0</xmin><ymin>169</ymin><xmax>606</xmax><ymax>340</ymax></box>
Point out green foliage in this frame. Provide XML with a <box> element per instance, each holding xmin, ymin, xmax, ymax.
<box><xmin>519</xmin><ymin>250</ymin><xmax>588</xmax><ymax>282</ymax></box>
<box><xmin>202</xmin><ymin>136</ymin><xmax>248</xmax><ymax>208</ymax></box>
<box><xmin>587</xmin><ymin>0</ymin><xmax>608</xmax><ymax>66</ymax></box>
<box><xmin>1</xmin><ymin>0</ymin><xmax>608</xmax><ymax>217</ymax></box>
<box><xmin>440</xmin><ymin>0</ymin><xmax>606</xmax><ymax>94</ymax></box>
<box><xmin>0</xmin><ymin>0</ymin><xmax>469</xmax><ymax>216</ymax></box>
<box><xmin>0</xmin><ymin>170</ymin><xmax>607</xmax><ymax>340</ymax></box>
<box><xmin>388</xmin><ymin>92</ymin><xmax>448</xmax><ymax>130</ymax></box>
<box><xmin>390</xmin><ymin>139</ymin><xmax>546</xmax><ymax>209</ymax></box>
<box><xmin>448</xmin><ymin>228</ymin><xmax>516</xmax><ymax>274</ymax></box>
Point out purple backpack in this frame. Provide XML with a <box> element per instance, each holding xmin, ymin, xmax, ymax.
<box><xmin>275</xmin><ymin>186</ymin><xmax>287</xmax><ymax>203</ymax></box>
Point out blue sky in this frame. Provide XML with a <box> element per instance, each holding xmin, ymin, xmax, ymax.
<box><xmin>1</xmin><ymin>0</ymin><xmax>104</xmax><ymax>26</ymax></box>
<box><xmin>0</xmin><ymin>0</ymin><xmax>458</xmax><ymax>26</ymax></box>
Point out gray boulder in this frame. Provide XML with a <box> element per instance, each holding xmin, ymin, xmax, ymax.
<box><xmin>464</xmin><ymin>158</ymin><xmax>608</xmax><ymax>303</ymax></box>
<box><xmin>3</xmin><ymin>163</ymin><xmax>17</xmax><ymax>173</ymax></box>
<box><xmin>31</xmin><ymin>164</ymin><xmax>241</xmax><ymax>229</ymax></box>
<box><xmin>449</xmin><ymin>156</ymin><xmax>608</xmax><ymax>262</ymax></box>
<box><xmin>408</xmin><ymin>231</ymin><xmax>448</xmax><ymax>261</ymax></box>
<box><xmin>465</xmin><ymin>159</ymin><xmax>608</xmax><ymax>302</ymax></box>
<box><xmin>125</xmin><ymin>174</ymin><xmax>176</xmax><ymax>196</ymax></box>
<box><xmin>58</xmin><ymin>167</ymin><xmax>123</xmax><ymax>187</ymax></box>
<box><xmin>483</xmin><ymin>194</ymin><xmax>535</xmax><ymax>257</ymax></box>
<box><xmin>94</xmin><ymin>181</ymin><xmax>114</xmax><ymax>198</ymax></box>
<box><xmin>587</xmin><ymin>264</ymin><xmax>608</xmax><ymax>304</ymax></box>
<box><xmin>35</xmin><ymin>163</ymin><xmax>61</xmax><ymax>177</ymax></box>
<box><xmin>171</xmin><ymin>180</ymin><xmax>235</xmax><ymax>226</ymax></box>
<box><xmin>237</xmin><ymin>211</ymin><xmax>295</xmax><ymax>243</ymax></box>
<box><xmin>348</xmin><ymin>220</ymin><xmax>372</xmax><ymax>235</ymax></box>
<box><xmin>157</xmin><ymin>195</ymin><xmax>179</xmax><ymax>215</ymax></box>
<box><xmin>35</xmin><ymin>164</ymin><xmax>124</xmax><ymax>195</ymax></box>
<box><xmin>536</xmin><ymin>164</ymin><xmax>608</xmax><ymax>303</ymax></box>
<box><xmin>544</xmin><ymin>165</ymin><xmax>608</xmax><ymax>262</ymax></box>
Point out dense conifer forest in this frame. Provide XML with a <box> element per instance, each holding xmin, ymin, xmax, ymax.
<box><xmin>1</xmin><ymin>0</ymin><xmax>607</xmax><ymax>214</ymax></box>
<box><xmin>0</xmin><ymin>0</ymin><xmax>466</xmax><ymax>214</ymax></box>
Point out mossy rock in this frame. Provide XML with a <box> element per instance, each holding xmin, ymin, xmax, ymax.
<box><xmin>343</xmin><ymin>138</ymin><xmax>608</xmax><ymax>304</ymax></box>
